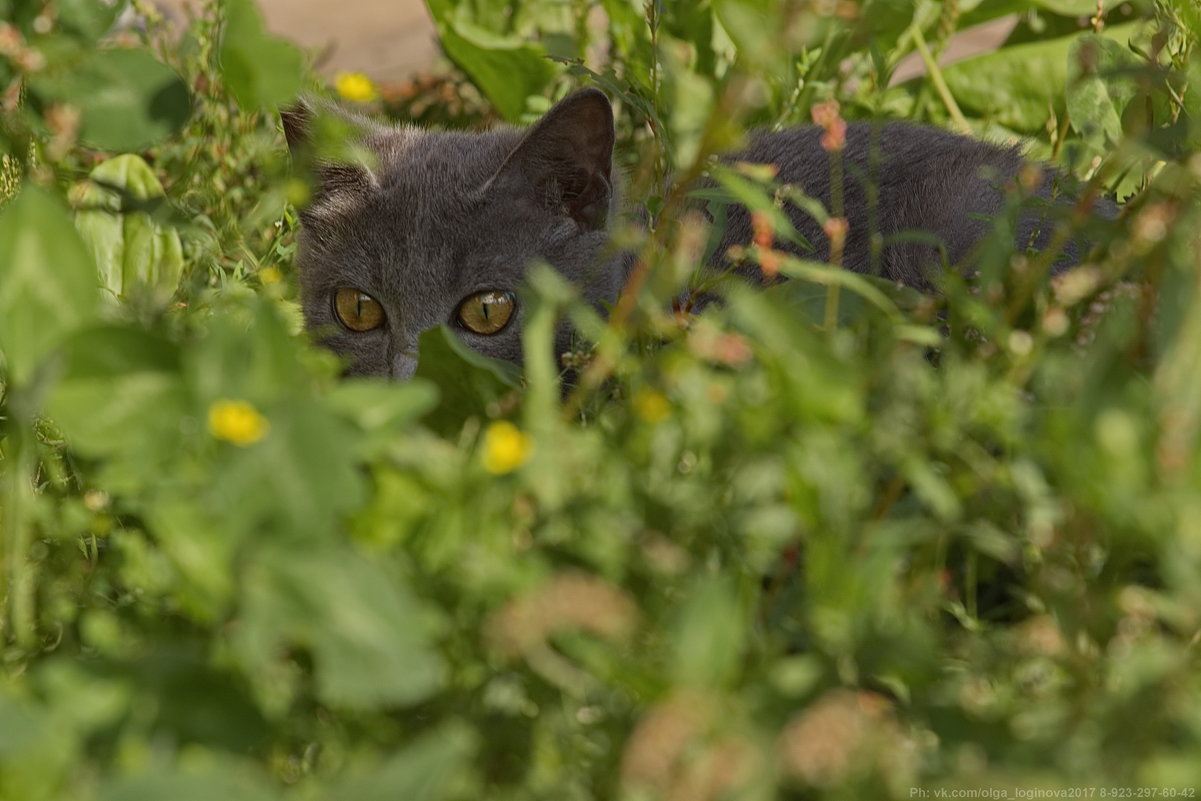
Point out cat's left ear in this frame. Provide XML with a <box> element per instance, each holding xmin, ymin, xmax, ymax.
<box><xmin>492</xmin><ymin>88</ymin><xmax>615</xmax><ymax>230</ymax></box>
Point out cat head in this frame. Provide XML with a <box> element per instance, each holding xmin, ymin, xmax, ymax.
<box><xmin>282</xmin><ymin>88</ymin><xmax>622</xmax><ymax>379</ymax></box>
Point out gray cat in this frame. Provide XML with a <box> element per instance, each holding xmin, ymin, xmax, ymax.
<box><xmin>283</xmin><ymin>88</ymin><xmax>1098</xmax><ymax>379</ymax></box>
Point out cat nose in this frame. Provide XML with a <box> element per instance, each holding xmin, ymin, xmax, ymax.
<box><xmin>390</xmin><ymin>352</ymin><xmax>418</xmax><ymax>380</ymax></box>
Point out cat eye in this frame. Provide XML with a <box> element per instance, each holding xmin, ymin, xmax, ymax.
<box><xmin>456</xmin><ymin>290</ymin><xmax>516</xmax><ymax>335</ymax></box>
<box><xmin>333</xmin><ymin>288</ymin><xmax>385</xmax><ymax>332</ymax></box>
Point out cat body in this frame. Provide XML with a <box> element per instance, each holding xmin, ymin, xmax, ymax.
<box><xmin>284</xmin><ymin>89</ymin><xmax>1090</xmax><ymax>379</ymax></box>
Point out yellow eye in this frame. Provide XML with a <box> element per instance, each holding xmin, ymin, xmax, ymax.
<box><xmin>456</xmin><ymin>290</ymin><xmax>516</xmax><ymax>335</ymax></box>
<box><xmin>333</xmin><ymin>288</ymin><xmax>385</xmax><ymax>332</ymax></box>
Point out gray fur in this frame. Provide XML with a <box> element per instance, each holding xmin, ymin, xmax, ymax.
<box><xmin>286</xmin><ymin>89</ymin><xmax>1097</xmax><ymax>378</ymax></box>
<box><xmin>726</xmin><ymin>123</ymin><xmax>1080</xmax><ymax>286</ymax></box>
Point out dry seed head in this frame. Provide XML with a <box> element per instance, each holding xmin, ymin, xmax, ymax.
<box><xmin>778</xmin><ymin>689</ymin><xmax>906</xmax><ymax>787</ymax></box>
<box><xmin>485</xmin><ymin>571</ymin><xmax>638</xmax><ymax>657</ymax></box>
<box><xmin>621</xmin><ymin>692</ymin><xmax>715</xmax><ymax>791</ymax></box>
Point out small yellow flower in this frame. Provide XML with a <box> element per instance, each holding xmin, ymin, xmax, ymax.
<box><xmin>259</xmin><ymin>266</ymin><xmax>283</xmax><ymax>285</ymax></box>
<box><xmin>632</xmin><ymin>389</ymin><xmax>671</xmax><ymax>424</ymax></box>
<box><xmin>334</xmin><ymin>71</ymin><xmax>378</xmax><ymax>103</ymax></box>
<box><xmin>482</xmin><ymin>421</ymin><xmax>532</xmax><ymax>475</ymax></box>
<box><xmin>208</xmin><ymin>399</ymin><xmax>269</xmax><ymax>446</ymax></box>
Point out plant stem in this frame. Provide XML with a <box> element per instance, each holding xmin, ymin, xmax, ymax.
<box><xmin>1</xmin><ymin>404</ymin><xmax>35</xmax><ymax>649</ymax></box>
<box><xmin>911</xmin><ymin>26</ymin><xmax>972</xmax><ymax>135</ymax></box>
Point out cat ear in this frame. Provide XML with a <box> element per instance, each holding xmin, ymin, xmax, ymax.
<box><xmin>280</xmin><ymin>98</ymin><xmax>376</xmax><ymax>212</ymax></box>
<box><xmin>280</xmin><ymin>100</ymin><xmax>312</xmax><ymax>154</ymax></box>
<box><xmin>493</xmin><ymin>88</ymin><xmax>615</xmax><ymax>230</ymax></box>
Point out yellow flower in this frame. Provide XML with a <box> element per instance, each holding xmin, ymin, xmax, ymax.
<box><xmin>632</xmin><ymin>389</ymin><xmax>671</xmax><ymax>424</ymax></box>
<box><xmin>208</xmin><ymin>399</ymin><xmax>269</xmax><ymax>446</ymax></box>
<box><xmin>482</xmin><ymin>421</ymin><xmax>532</xmax><ymax>475</ymax></box>
<box><xmin>259</xmin><ymin>266</ymin><xmax>283</xmax><ymax>285</ymax></box>
<box><xmin>334</xmin><ymin>71</ymin><xmax>378</xmax><ymax>103</ymax></box>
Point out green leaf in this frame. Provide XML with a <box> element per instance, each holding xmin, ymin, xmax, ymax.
<box><xmin>46</xmin><ymin>326</ymin><xmax>186</xmax><ymax>459</ymax></box>
<box><xmin>30</xmin><ymin>48</ymin><xmax>191</xmax><ymax>151</ymax></box>
<box><xmin>413</xmin><ymin>324</ymin><xmax>520</xmax><ymax>436</ymax></box>
<box><xmin>0</xmin><ymin>185</ymin><xmax>98</xmax><ymax>384</ymax></box>
<box><xmin>671</xmin><ymin>576</ymin><xmax>746</xmax><ymax>687</ymax></box>
<box><xmin>851</xmin><ymin>0</ymin><xmax>916</xmax><ymax>50</ymax></box>
<box><xmin>424</xmin><ymin>0</ymin><xmax>557</xmax><ymax>121</ymax></box>
<box><xmin>960</xmin><ymin>0</ymin><xmax>1104</xmax><ymax>27</ymax></box>
<box><xmin>97</xmin><ymin>765</ymin><xmax>279</xmax><ymax>801</ymax></box>
<box><xmin>56</xmin><ymin>0</ymin><xmax>126</xmax><ymax>42</ymax></box>
<box><xmin>219</xmin><ymin>0</ymin><xmax>306</xmax><ymax>110</ymax></box>
<box><xmin>325</xmin><ymin>379</ymin><xmax>441</xmax><ymax>457</ymax></box>
<box><xmin>1066</xmin><ymin>34</ymin><xmax>1140</xmax><ymax>150</ymax></box>
<box><xmin>0</xmin><ymin>693</ymin><xmax>75</xmax><ymax>801</ymax></box>
<box><xmin>941</xmin><ymin>22</ymin><xmax>1142</xmax><ymax>132</ymax></box>
<box><xmin>213</xmin><ymin>396</ymin><xmax>368</xmax><ymax>539</ymax></box>
<box><xmin>235</xmin><ymin>546</ymin><xmax>447</xmax><ymax>710</ymax></box>
<box><xmin>72</xmin><ymin>154</ymin><xmax>184</xmax><ymax>306</ymax></box>
<box><xmin>325</xmin><ymin>723</ymin><xmax>476</xmax><ymax>801</ymax></box>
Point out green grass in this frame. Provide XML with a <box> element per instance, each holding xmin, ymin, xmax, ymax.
<box><xmin>1</xmin><ymin>1</ymin><xmax>1200</xmax><ymax>799</ymax></box>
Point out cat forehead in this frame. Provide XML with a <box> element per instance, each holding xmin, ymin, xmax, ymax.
<box><xmin>366</xmin><ymin>126</ymin><xmax>521</xmax><ymax>189</ymax></box>
<box><xmin>302</xmin><ymin>125</ymin><xmax>522</xmax><ymax>230</ymax></box>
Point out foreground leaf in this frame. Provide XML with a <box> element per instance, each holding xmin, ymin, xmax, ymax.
<box><xmin>0</xmin><ymin>186</ymin><xmax>98</xmax><ymax>384</ymax></box>
<box><xmin>234</xmin><ymin>547</ymin><xmax>447</xmax><ymax>710</ymax></box>
<box><xmin>413</xmin><ymin>324</ymin><xmax>521</xmax><ymax>435</ymax></box>
<box><xmin>31</xmin><ymin>49</ymin><xmax>191</xmax><ymax>151</ymax></box>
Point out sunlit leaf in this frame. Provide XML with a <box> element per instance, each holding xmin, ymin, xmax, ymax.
<box><xmin>72</xmin><ymin>154</ymin><xmax>184</xmax><ymax>306</ymax></box>
<box><xmin>219</xmin><ymin>0</ymin><xmax>306</xmax><ymax>110</ymax></box>
<box><xmin>425</xmin><ymin>0</ymin><xmax>557</xmax><ymax>120</ymax></box>
<box><xmin>942</xmin><ymin>22</ymin><xmax>1142</xmax><ymax>132</ymax></box>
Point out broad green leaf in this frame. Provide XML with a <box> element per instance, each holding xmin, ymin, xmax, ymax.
<box><xmin>849</xmin><ymin>0</ymin><xmax>915</xmax><ymax>49</ymax></box>
<box><xmin>671</xmin><ymin>576</ymin><xmax>746</xmax><ymax>687</ymax></box>
<box><xmin>46</xmin><ymin>326</ymin><xmax>186</xmax><ymax>459</ymax></box>
<box><xmin>57</xmin><ymin>0</ymin><xmax>126</xmax><ymax>42</ymax></box>
<box><xmin>712</xmin><ymin>0</ymin><xmax>784</xmax><ymax>70</ymax></box>
<box><xmin>0</xmin><ymin>185</ymin><xmax>98</xmax><ymax>384</ymax></box>
<box><xmin>325</xmin><ymin>378</ymin><xmax>441</xmax><ymax>457</ymax></box>
<box><xmin>413</xmin><ymin>324</ymin><xmax>520</xmax><ymax>435</ymax></box>
<box><xmin>425</xmin><ymin>0</ymin><xmax>557</xmax><ymax>121</ymax></box>
<box><xmin>213</xmin><ymin>396</ymin><xmax>368</xmax><ymax>539</ymax></box>
<box><xmin>942</xmin><ymin>22</ymin><xmax>1142</xmax><ymax>132</ymax></box>
<box><xmin>660</xmin><ymin>38</ymin><xmax>714</xmax><ymax>167</ymax></box>
<box><xmin>72</xmin><ymin>154</ymin><xmax>184</xmax><ymax>306</ymax></box>
<box><xmin>219</xmin><ymin>0</ymin><xmax>305</xmax><ymax>110</ymax></box>
<box><xmin>0</xmin><ymin>694</ymin><xmax>73</xmax><ymax>801</ymax></box>
<box><xmin>97</xmin><ymin>765</ymin><xmax>279</xmax><ymax>801</ymax></box>
<box><xmin>235</xmin><ymin>546</ymin><xmax>447</xmax><ymax>710</ymax></box>
<box><xmin>31</xmin><ymin>48</ymin><xmax>191</xmax><ymax>151</ymax></box>
<box><xmin>1066</xmin><ymin>34</ymin><xmax>1140</xmax><ymax>150</ymax></box>
<box><xmin>325</xmin><ymin>723</ymin><xmax>476</xmax><ymax>801</ymax></box>
<box><xmin>961</xmin><ymin>0</ymin><xmax>1105</xmax><ymax>27</ymax></box>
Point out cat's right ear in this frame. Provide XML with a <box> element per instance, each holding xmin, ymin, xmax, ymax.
<box><xmin>280</xmin><ymin>98</ymin><xmax>376</xmax><ymax>214</ymax></box>
<box><xmin>280</xmin><ymin>101</ymin><xmax>312</xmax><ymax>154</ymax></box>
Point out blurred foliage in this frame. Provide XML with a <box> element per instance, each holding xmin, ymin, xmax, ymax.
<box><xmin>2</xmin><ymin>0</ymin><xmax>1201</xmax><ymax>799</ymax></box>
